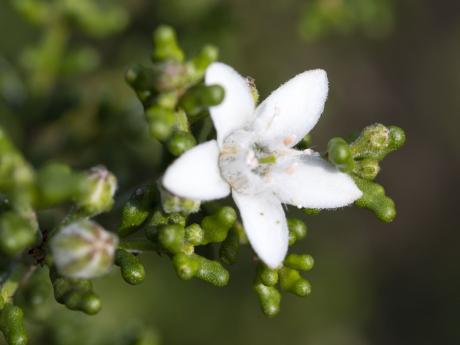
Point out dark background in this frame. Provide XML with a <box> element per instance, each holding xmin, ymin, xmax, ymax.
<box><xmin>1</xmin><ymin>0</ymin><xmax>459</xmax><ymax>344</ymax></box>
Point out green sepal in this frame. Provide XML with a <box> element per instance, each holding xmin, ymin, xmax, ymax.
<box><xmin>115</xmin><ymin>249</ymin><xmax>146</xmax><ymax>285</ymax></box>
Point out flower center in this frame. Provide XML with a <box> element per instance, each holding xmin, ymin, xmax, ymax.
<box><xmin>218</xmin><ymin>129</ymin><xmax>277</xmax><ymax>194</ymax></box>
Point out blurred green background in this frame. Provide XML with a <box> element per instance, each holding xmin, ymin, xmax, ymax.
<box><xmin>1</xmin><ymin>0</ymin><xmax>459</xmax><ymax>344</ymax></box>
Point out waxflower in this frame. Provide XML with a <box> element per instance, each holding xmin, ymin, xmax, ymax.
<box><xmin>50</xmin><ymin>220</ymin><xmax>118</xmax><ymax>279</ymax></box>
<box><xmin>162</xmin><ymin>62</ymin><xmax>362</xmax><ymax>268</ymax></box>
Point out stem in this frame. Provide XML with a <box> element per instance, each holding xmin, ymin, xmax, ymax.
<box><xmin>118</xmin><ymin>240</ymin><xmax>160</xmax><ymax>253</ymax></box>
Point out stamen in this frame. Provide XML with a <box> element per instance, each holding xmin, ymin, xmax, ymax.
<box><xmin>258</xmin><ymin>155</ymin><xmax>277</xmax><ymax>164</ymax></box>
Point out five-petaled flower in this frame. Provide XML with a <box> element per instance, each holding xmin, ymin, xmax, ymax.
<box><xmin>163</xmin><ymin>63</ymin><xmax>362</xmax><ymax>268</ymax></box>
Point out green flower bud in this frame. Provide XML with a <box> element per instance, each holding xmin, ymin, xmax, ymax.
<box><xmin>119</xmin><ymin>185</ymin><xmax>156</xmax><ymax>238</ymax></box>
<box><xmin>172</xmin><ymin>253</ymin><xmax>229</xmax><ymax>287</ymax></box>
<box><xmin>145</xmin><ymin>106</ymin><xmax>176</xmax><ymax>141</ymax></box>
<box><xmin>279</xmin><ymin>267</ymin><xmax>311</xmax><ymax>297</ymax></box>
<box><xmin>125</xmin><ymin>64</ymin><xmax>157</xmax><ymax>91</ymax></box>
<box><xmin>353</xmin><ymin>159</ymin><xmax>380</xmax><ymax>180</ymax></box>
<box><xmin>186</xmin><ymin>45</ymin><xmax>218</xmax><ymax>83</ymax></box>
<box><xmin>167</xmin><ymin>131</ymin><xmax>196</xmax><ymax>156</ymax></box>
<box><xmin>287</xmin><ymin>218</ymin><xmax>307</xmax><ymax>246</ymax></box>
<box><xmin>36</xmin><ymin>162</ymin><xmax>84</xmax><ymax>207</ymax></box>
<box><xmin>388</xmin><ymin>126</ymin><xmax>406</xmax><ymax>151</ymax></box>
<box><xmin>115</xmin><ymin>249</ymin><xmax>146</xmax><ymax>285</ymax></box>
<box><xmin>158</xmin><ymin>224</ymin><xmax>185</xmax><ymax>254</ymax></box>
<box><xmin>152</xmin><ymin>25</ymin><xmax>184</xmax><ymax>63</ymax></box>
<box><xmin>219</xmin><ymin>226</ymin><xmax>240</xmax><ymax>265</ymax></box>
<box><xmin>179</xmin><ymin>85</ymin><xmax>225</xmax><ymax>118</ymax></box>
<box><xmin>77</xmin><ymin>166</ymin><xmax>117</xmax><ymax>215</ymax></box>
<box><xmin>257</xmin><ymin>264</ymin><xmax>279</xmax><ymax>286</ymax></box>
<box><xmin>353</xmin><ymin>177</ymin><xmax>396</xmax><ymax>223</ymax></box>
<box><xmin>160</xmin><ymin>187</ymin><xmax>200</xmax><ymax>214</ymax></box>
<box><xmin>296</xmin><ymin>134</ymin><xmax>312</xmax><ymax>150</ymax></box>
<box><xmin>200</xmin><ymin>207</ymin><xmax>237</xmax><ymax>244</ymax></box>
<box><xmin>50</xmin><ymin>270</ymin><xmax>102</xmax><ymax>315</ymax></box>
<box><xmin>254</xmin><ymin>283</ymin><xmax>281</xmax><ymax>317</ymax></box>
<box><xmin>327</xmin><ymin>137</ymin><xmax>354</xmax><ymax>172</ymax></box>
<box><xmin>50</xmin><ymin>220</ymin><xmax>118</xmax><ymax>279</ymax></box>
<box><xmin>284</xmin><ymin>254</ymin><xmax>314</xmax><ymax>271</ymax></box>
<box><xmin>0</xmin><ymin>304</ymin><xmax>28</xmax><ymax>345</ymax></box>
<box><xmin>0</xmin><ymin>211</ymin><xmax>38</xmax><ymax>257</ymax></box>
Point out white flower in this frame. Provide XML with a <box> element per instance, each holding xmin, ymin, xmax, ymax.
<box><xmin>163</xmin><ymin>63</ymin><xmax>362</xmax><ymax>269</ymax></box>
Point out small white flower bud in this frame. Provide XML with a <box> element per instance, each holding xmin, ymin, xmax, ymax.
<box><xmin>50</xmin><ymin>220</ymin><xmax>118</xmax><ymax>279</ymax></box>
<box><xmin>78</xmin><ymin>166</ymin><xmax>117</xmax><ymax>215</ymax></box>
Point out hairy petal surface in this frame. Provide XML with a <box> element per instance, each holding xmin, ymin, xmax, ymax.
<box><xmin>253</xmin><ymin>69</ymin><xmax>328</xmax><ymax>148</ymax></box>
<box><xmin>163</xmin><ymin>140</ymin><xmax>230</xmax><ymax>200</ymax></box>
<box><xmin>233</xmin><ymin>191</ymin><xmax>288</xmax><ymax>269</ymax></box>
<box><xmin>269</xmin><ymin>150</ymin><xmax>362</xmax><ymax>209</ymax></box>
<box><xmin>205</xmin><ymin>62</ymin><xmax>255</xmax><ymax>147</ymax></box>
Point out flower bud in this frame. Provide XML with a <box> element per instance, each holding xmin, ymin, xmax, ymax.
<box><xmin>353</xmin><ymin>159</ymin><xmax>380</xmax><ymax>180</ymax></box>
<box><xmin>0</xmin><ymin>211</ymin><xmax>38</xmax><ymax>257</ymax></box>
<box><xmin>284</xmin><ymin>254</ymin><xmax>314</xmax><ymax>271</ymax></box>
<box><xmin>279</xmin><ymin>267</ymin><xmax>311</xmax><ymax>297</ymax></box>
<box><xmin>77</xmin><ymin>166</ymin><xmax>117</xmax><ymax>215</ymax></box>
<box><xmin>353</xmin><ymin>177</ymin><xmax>396</xmax><ymax>223</ymax></box>
<box><xmin>219</xmin><ymin>226</ymin><xmax>240</xmax><ymax>265</ymax></box>
<box><xmin>151</xmin><ymin>25</ymin><xmax>184</xmax><ymax>63</ymax></box>
<box><xmin>327</xmin><ymin>137</ymin><xmax>354</xmax><ymax>172</ymax></box>
<box><xmin>200</xmin><ymin>207</ymin><xmax>237</xmax><ymax>244</ymax></box>
<box><xmin>287</xmin><ymin>218</ymin><xmax>307</xmax><ymax>246</ymax></box>
<box><xmin>115</xmin><ymin>249</ymin><xmax>146</xmax><ymax>285</ymax></box>
<box><xmin>186</xmin><ymin>45</ymin><xmax>218</xmax><ymax>83</ymax></box>
<box><xmin>50</xmin><ymin>220</ymin><xmax>118</xmax><ymax>279</ymax></box>
<box><xmin>145</xmin><ymin>106</ymin><xmax>176</xmax><ymax>141</ymax></box>
<box><xmin>167</xmin><ymin>131</ymin><xmax>196</xmax><ymax>156</ymax></box>
<box><xmin>0</xmin><ymin>304</ymin><xmax>28</xmax><ymax>345</ymax></box>
<box><xmin>254</xmin><ymin>283</ymin><xmax>281</xmax><ymax>317</ymax></box>
<box><xmin>257</xmin><ymin>264</ymin><xmax>279</xmax><ymax>286</ymax></box>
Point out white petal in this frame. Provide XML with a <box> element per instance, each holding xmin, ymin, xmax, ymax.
<box><xmin>269</xmin><ymin>150</ymin><xmax>362</xmax><ymax>209</ymax></box>
<box><xmin>253</xmin><ymin>69</ymin><xmax>328</xmax><ymax>148</ymax></box>
<box><xmin>233</xmin><ymin>191</ymin><xmax>288</xmax><ymax>269</ymax></box>
<box><xmin>205</xmin><ymin>62</ymin><xmax>255</xmax><ymax>147</ymax></box>
<box><xmin>163</xmin><ymin>140</ymin><xmax>230</xmax><ymax>201</ymax></box>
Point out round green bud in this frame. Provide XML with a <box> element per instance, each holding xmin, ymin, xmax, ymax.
<box><xmin>258</xmin><ymin>265</ymin><xmax>279</xmax><ymax>286</ymax></box>
<box><xmin>364</xmin><ymin>124</ymin><xmax>390</xmax><ymax>150</ymax></box>
<box><xmin>195</xmin><ymin>255</ymin><xmax>229</xmax><ymax>287</ymax></box>
<box><xmin>202</xmin><ymin>85</ymin><xmax>225</xmax><ymax>105</ymax></box>
<box><xmin>167</xmin><ymin>131</ymin><xmax>196</xmax><ymax>156</ymax></box>
<box><xmin>328</xmin><ymin>137</ymin><xmax>354</xmax><ymax>172</ymax></box>
<box><xmin>158</xmin><ymin>224</ymin><xmax>184</xmax><ymax>254</ymax></box>
<box><xmin>216</xmin><ymin>207</ymin><xmax>237</xmax><ymax>228</ymax></box>
<box><xmin>80</xmin><ymin>292</ymin><xmax>102</xmax><ymax>315</ymax></box>
<box><xmin>219</xmin><ymin>228</ymin><xmax>240</xmax><ymax>265</ymax></box>
<box><xmin>0</xmin><ymin>211</ymin><xmax>37</xmax><ymax>257</ymax></box>
<box><xmin>287</xmin><ymin>218</ymin><xmax>307</xmax><ymax>244</ymax></box>
<box><xmin>293</xmin><ymin>279</ymin><xmax>312</xmax><ymax>297</ymax></box>
<box><xmin>376</xmin><ymin>199</ymin><xmax>396</xmax><ymax>223</ymax></box>
<box><xmin>284</xmin><ymin>254</ymin><xmax>314</xmax><ymax>271</ymax></box>
<box><xmin>388</xmin><ymin>126</ymin><xmax>406</xmax><ymax>150</ymax></box>
<box><xmin>354</xmin><ymin>159</ymin><xmax>380</xmax><ymax>180</ymax></box>
<box><xmin>254</xmin><ymin>283</ymin><xmax>281</xmax><ymax>317</ymax></box>
<box><xmin>0</xmin><ymin>304</ymin><xmax>28</xmax><ymax>345</ymax></box>
<box><xmin>115</xmin><ymin>249</ymin><xmax>146</xmax><ymax>285</ymax></box>
<box><xmin>173</xmin><ymin>253</ymin><xmax>198</xmax><ymax>280</ymax></box>
<box><xmin>50</xmin><ymin>220</ymin><xmax>118</xmax><ymax>279</ymax></box>
<box><xmin>145</xmin><ymin>106</ymin><xmax>176</xmax><ymax>141</ymax></box>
